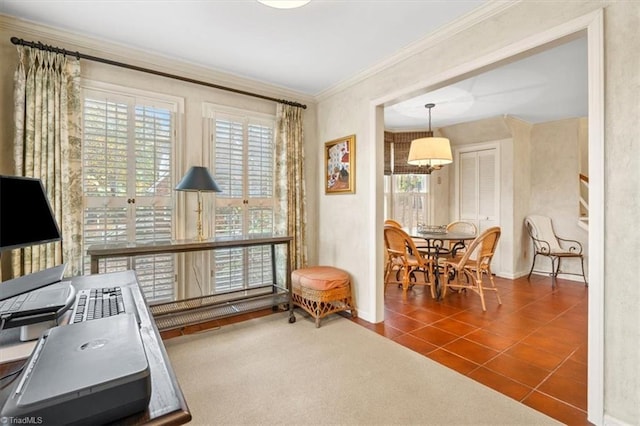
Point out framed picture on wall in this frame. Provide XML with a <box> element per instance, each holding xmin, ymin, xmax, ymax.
<box><xmin>325</xmin><ymin>134</ymin><xmax>355</xmax><ymax>194</ymax></box>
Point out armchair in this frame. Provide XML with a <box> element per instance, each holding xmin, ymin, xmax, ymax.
<box><xmin>524</xmin><ymin>215</ymin><xmax>587</xmax><ymax>286</ymax></box>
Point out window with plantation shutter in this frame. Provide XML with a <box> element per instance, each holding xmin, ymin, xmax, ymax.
<box><xmin>206</xmin><ymin>106</ymin><xmax>276</xmax><ymax>293</ymax></box>
<box><xmin>82</xmin><ymin>87</ymin><xmax>178</xmax><ymax>302</ymax></box>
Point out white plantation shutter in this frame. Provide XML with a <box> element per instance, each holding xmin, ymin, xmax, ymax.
<box><xmin>208</xmin><ymin>107</ymin><xmax>275</xmax><ymax>292</ymax></box>
<box><xmin>82</xmin><ymin>88</ymin><xmax>177</xmax><ymax>302</ymax></box>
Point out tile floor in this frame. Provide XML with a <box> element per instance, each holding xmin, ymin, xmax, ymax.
<box><xmin>351</xmin><ymin>273</ymin><xmax>590</xmax><ymax>425</ymax></box>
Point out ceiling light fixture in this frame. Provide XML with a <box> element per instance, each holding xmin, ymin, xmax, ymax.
<box><xmin>407</xmin><ymin>103</ymin><xmax>453</xmax><ymax>174</ymax></box>
<box><xmin>257</xmin><ymin>0</ymin><xmax>311</xmax><ymax>9</ymax></box>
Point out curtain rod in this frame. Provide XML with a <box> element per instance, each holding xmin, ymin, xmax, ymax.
<box><xmin>10</xmin><ymin>37</ymin><xmax>307</xmax><ymax>109</ymax></box>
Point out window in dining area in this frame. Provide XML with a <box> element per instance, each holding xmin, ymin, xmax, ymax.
<box><xmin>384</xmin><ymin>174</ymin><xmax>430</xmax><ymax>229</ymax></box>
<box><xmin>384</xmin><ymin>131</ymin><xmax>433</xmax><ymax>228</ymax></box>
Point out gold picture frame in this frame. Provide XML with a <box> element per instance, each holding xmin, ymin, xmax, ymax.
<box><xmin>325</xmin><ymin>134</ymin><xmax>355</xmax><ymax>194</ymax></box>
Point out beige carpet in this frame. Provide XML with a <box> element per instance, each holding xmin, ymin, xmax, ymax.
<box><xmin>164</xmin><ymin>312</ymin><xmax>560</xmax><ymax>425</ymax></box>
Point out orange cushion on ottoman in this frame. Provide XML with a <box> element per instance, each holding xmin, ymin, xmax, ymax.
<box><xmin>292</xmin><ymin>266</ymin><xmax>350</xmax><ymax>291</ymax></box>
<box><xmin>291</xmin><ymin>266</ymin><xmax>356</xmax><ymax>328</ymax></box>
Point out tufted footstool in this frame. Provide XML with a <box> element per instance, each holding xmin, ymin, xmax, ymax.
<box><xmin>291</xmin><ymin>266</ymin><xmax>357</xmax><ymax>328</ymax></box>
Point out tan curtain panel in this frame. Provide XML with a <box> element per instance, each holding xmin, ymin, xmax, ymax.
<box><xmin>275</xmin><ymin>104</ymin><xmax>308</xmax><ymax>278</ymax></box>
<box><xmin>12</xmin><ymin>46</ymin><xmax>83</xmax><ymax>278</ymax></box>
<box><xmin>386</xmin><ymin>131</ymin><xmax>432</xmax><ymax>175</ymax></box>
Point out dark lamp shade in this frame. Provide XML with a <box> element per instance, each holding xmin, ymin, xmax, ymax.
<box><xmin>175</xmin><ymin>166</ymin><xmax>222</xmax><ymax>192</ymax></box>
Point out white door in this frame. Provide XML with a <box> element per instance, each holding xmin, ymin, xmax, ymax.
<box><xmin>457</xmin><ymin>144</ymin><xmax>501</xmax><ymax>274</ymax></box>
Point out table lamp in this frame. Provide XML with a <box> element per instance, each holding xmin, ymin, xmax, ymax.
<box><xmin>175</xmin><ymin>166</ymin><xmax>221</xmax><ymax>241</ymax></box>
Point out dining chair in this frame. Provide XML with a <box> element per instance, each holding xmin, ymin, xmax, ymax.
<box><xmin>442</xmin><ymin>226</ymin><xmax>501</xmax><ymax>311</ymax></box>
<box><xmin>383</xmin><ymin>224</ymin><xmax>404</xmax><ymax>290</ymax></box>
<box><xmin>383</xmin><ymin>225</ymin><xmax>436</xmax><ymax>299</ymax></box>
<box><xmin>384</xmin><ymin>218</ymin><xmax>430</xmax><ymax>252</ymax></box>
<box><xmin>524</xmin><ymin>215</ymin><xmax>587</xmax><ymax>286</ymax></box>
<box><xmin>444</xmin><ymin>220</ymin><xmax>478</xmax><ymax>257</ymax></box>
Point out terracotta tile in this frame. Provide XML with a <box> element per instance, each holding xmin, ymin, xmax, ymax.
<box><xmin>553</xmin><ymin>358</ymin><xmax>587</xmax><ymax>385</ymax></box>
<box><xmin>384</xmin><ymin>312</ymin><xmax>425</xmax><ymax>333</ymax></box>
<box><xmin>160</xmin><ymin>329</ymin><xmax>183</xmax><ymax>340</ymax></box>
<box><xmin>409</xmin><ymin>325</ymin><xmax>459</xmax><ymax>347</ymax></box>
<box><xmin>432</xmin><ymin>318</ymin><xmax>479</xmax><ymax>337</ymax></box>
<box><xmin>522</xmin><ymin>391</ymin><xmax>589</xmax><ymax>425</ymax></box>
<box><xmin>442</xmin><ymin>338</ymin><xmax>500</xmax><ymax>365</ymax></box>
<box><xmin>421</xmin><ymin>302</ymin><xmax>463</xmax><ymax>317</ymax></box>
<box><xmin>393</xmin><ymin>333</ymin><xmax>438</xmax><ymax>355</ymax></box>
<box><xmin>384</xmin><ymin>301</ymin><xmax>420</xmax><ymax>316</ymax></box>
<box><xmin>371</xmin><ymin>322</ymin><xmax>405</xmax><ymax>339</ymax></box>
<box><xmin>490</xmin><ymin>313</ymin><xmax>546</xmax><ymax>334</ymax></box>
<box><xmin>404</xmin><ymin>307</ymin><xmax>446</xmax><ymax>324</ymax></box>
<box><xmin>537</xmin><ymin>374</ymin><xmax>587</xmax><ymax>411</ymax></box>
<box><xmin>505</xmin><ymin>342</ymin><xmax>565</xmax><ymax>371</ymax></box>
<box><xmin>534</xmin><ymin>324</ymin><xmax>585</xmax><ymax>346</ymax></box>
<box><xmin>372</xmin><ymin>274</ymin><xmax>587</xmax><ymax>424</ymax></box>
<box><xmin>467</xmin><ymin>367</ymin><xmax>532</xmax><ymax>402</ymax></box>
<box><xmin>520</xmin><ymin>331</ymin><xmax>579</xmax><ymax>359</ymax></box>
<box><xmin>450</xmin><ymin>310</ymin><xmax>495</xmax><ymax>328</ymax></box>
<box><xmin>484</xmin><ymin>353</ymin><xmax>551</xmax><ymax>388</ymax></box>
<box><xmin>571</xmin><ymin>344</ymin><xmax>588</xmax><ymax>365</ymax></box>
<box><xmin>464</xmin><ymin>329</ymin><xmax>519</xmax><ymax>352</ymax></box>
<box><xmin>517</xmin><ymin>304</ymin><xmax>561</xmax><ymax>323</ymax></box>
<box><xmin>426</xmin><ymin>348</ymin><xmax>480</xmax><ymax>375</ymax></box>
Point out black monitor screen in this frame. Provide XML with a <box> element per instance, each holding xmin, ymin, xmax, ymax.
<box><xmin>0</xmin><ymin>175</ymin><xmax>62</xmax><ymax>252</ymax></box>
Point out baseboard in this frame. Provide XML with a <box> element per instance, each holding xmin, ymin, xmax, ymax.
<box><xmin>604</xmin><ymin>413</ymin><xmax>634</xmax><ymax>426</ymax></box>
<box><xmin>529</xmin><ymin>271</ymin><xmax>587</xmax><ymax>283</ymax></box>
<box><xmin>496</xmin><ymin>271</ymin><xmax>528</xmax><ymax>280</ymax></box>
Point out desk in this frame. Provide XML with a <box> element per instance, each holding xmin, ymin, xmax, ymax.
<box><xmin>407</xmin><ymin>228</ymin><xmax>476</xmax><ymax>298</ymax></box>
<box><xmin>0</xmin><ymin>270</ymin><xmax>191</xmax><ymax>425</ymax></box>
<box><xmin>87</xmin><ymin>235</ymin><xmax>295</xmax><ymax>330</ymax></box>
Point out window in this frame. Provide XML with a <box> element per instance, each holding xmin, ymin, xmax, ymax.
<box><xmin>206</xmin><ymin>105</ymin><xmax>276</xmax><ymax>293</ymax></box>
<box><xmin>384</xmin><ymin>174</ymin><xmax>430</xmax><ymax>228</ymax></box>
<box><xmin>82</xmin><ymin>86</ymin><xmax>179</xmax><ymax>302</ymax></box>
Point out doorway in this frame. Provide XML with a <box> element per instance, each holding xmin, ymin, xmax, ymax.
<box><xmin>371</xmin><ymin>10</ymin><xmax>604</xmax><ymax>424</ymax></box>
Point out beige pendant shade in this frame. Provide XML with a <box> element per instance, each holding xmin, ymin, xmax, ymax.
<box><xmin>407</xmin><ymin>103</ymin><xmax>453</xmax><ymax>173</ymax></box>
<box><xmin>407</xmin><ymin>136</ymin><xmax>453</xmax><ymax>166</ymax></box>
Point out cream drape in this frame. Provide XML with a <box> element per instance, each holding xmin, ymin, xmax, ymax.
<box><xmin>275</xmin><ymin>104</ymin><xmax>308</xmax><ymax>277</ymax></box>
<box><xmin>12</xmin><ymin>46</ymin><xmax>83</xmax><ymax>278</ymax></box>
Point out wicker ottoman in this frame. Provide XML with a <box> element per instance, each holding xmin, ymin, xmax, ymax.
<box><xmin>291</xmin><ymin>266</ymin><xmax>357</xmax><ymax>328</ymax></box>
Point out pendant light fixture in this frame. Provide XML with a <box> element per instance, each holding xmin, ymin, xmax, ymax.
<box><xmin>407</xmin><ymin>103</ymin><xmax>453</xmax><ymax>174</ymax></box>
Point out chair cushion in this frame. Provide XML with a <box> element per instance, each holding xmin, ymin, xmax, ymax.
<box><xmin>527</xmin><ymin>215</ymin><xmax>562</xmax><ymax>252</ymax></box>
<box><xmin>292</xmin><ymin>266</ymin><xmax>350</xmax><ymax>291</ymax></box>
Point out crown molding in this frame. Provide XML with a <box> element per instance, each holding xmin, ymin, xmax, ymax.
<box><xmin>0</xmin><ymin>14</ymin><xmax>315</xmax><ymax>107</ymax></box>
<box><xmin>315</xmin><ymin>0</ymin><xmax>520</xmax><ymax>102</ymax></box>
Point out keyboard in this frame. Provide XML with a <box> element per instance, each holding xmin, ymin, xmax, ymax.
<box><xmin>69</xmin><ymin>287</ymin><xmax>127</xmax><ymax>323</ymax></box>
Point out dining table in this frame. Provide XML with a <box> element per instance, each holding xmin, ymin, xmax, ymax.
<box><xmin>405</xmin><ymin>227</ymin><xmax>477</xmax><ymax>299</ymax></box>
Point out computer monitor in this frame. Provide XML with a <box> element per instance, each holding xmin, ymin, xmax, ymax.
<box><xmin>1</xmin><ymin>175</ymin><xmax>61</xmax><ymax>251</ymax></box>
<box><xmin>0</xmin><ymin>175</ymin><xmax>65</xmax><ymax>302</ymax></box>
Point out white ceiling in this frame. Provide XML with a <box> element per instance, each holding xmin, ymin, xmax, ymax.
<box><xmin>1</xmin><ymin>0</ymin><xmax>587</xmax><ymax>130</ymax></box>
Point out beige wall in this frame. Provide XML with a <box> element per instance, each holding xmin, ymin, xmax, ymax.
<box><xmin>529</xmin><ymin>118</ymin><xmax>588</xmax><ymax>277</ymax></box>
<box><xmin>316</xmin><ymin>1</ymin><xmax>639</xmax><ymax>424</ymax></box>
